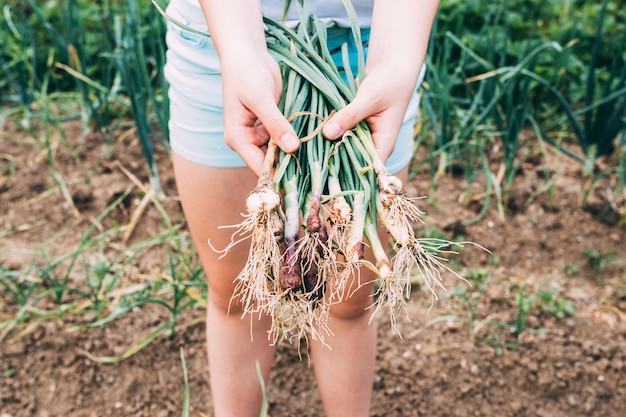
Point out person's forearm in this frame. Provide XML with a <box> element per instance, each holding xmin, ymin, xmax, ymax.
<box><xmin>367</xmin><ymin>0</ymin><xmax>439</xmax><ymax>77</ymax></box>
<box><xmin>198</xmin><ymin>0</ymin><xmax>268</xmax><ymax>64</ymax></box>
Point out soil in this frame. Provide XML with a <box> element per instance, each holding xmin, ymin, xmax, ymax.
<box><xmin>1</xmin><ymin>120</ymin><xmax>625</xmax><ymax>417</ymax></box>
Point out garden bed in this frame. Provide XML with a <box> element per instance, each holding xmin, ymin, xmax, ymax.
<box><xmin>1</xmin><ymin>120</ymin><xmax>625</xmax><ymax>416</ymax></box>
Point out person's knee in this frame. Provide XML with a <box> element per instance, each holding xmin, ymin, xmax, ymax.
<box><xmin>206</xmin><ymin>279</ymin><xmax>242</xmax><ymax>316</ymax></box>
<box><xmin>329</xmin><ymin>285</ymin><xmax>375</xmax><ymax>321</ymax></box>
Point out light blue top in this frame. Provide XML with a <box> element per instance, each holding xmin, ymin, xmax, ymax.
<box><xmin>182</xmin><ymin>0</ymin><xmax>374</xmax><ymax>28</ymax></box>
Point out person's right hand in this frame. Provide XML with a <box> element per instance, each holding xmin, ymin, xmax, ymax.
<box><xmin>219</xmin><ymin>50</ymin><xmax>300</xmax><ymax>176</ymax></box>
<box><xmin>199</xmin><ymin>0</ymin><xmax>300</xmax><ymax>176</ymax></box>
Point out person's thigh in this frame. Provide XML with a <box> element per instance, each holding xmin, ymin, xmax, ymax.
<box><xmin>172</xmin><ymin>154</ymin><xmax>257</xmax><ymax>312</ymax></box>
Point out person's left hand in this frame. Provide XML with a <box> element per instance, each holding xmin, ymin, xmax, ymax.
<box><xmin>321</xmin><ymin>62</ymin><xmax>418</xmax><ymax>164</ymax></box>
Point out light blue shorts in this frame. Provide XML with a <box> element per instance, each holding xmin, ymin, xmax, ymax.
<box><xmin>164</xmin><ymin>0</ymin><xmax>424</xmax><ymax>173</ymax></box>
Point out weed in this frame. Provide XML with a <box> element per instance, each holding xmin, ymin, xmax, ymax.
<box><xmin>563</xmin><ymin>262</ymin><xmax>580</xmax><ymax>276</ymax></box>
<box><xmin>585</xmin><ymin>247</ymin><xmax>620</xmax><ymax>272</ymax></box>
<box><xmin>484</xmin><ymin>332</ymin><xmax>518</xmax><ymax>357</ymax></box>
<box><xmin>0</xmin><ymin>265</ymin><xmax>37</xmax><ymax>308</ymax></box>
<box><xmin>514</xmin><ymin>285</ymin><xmax>536</xmax><ymax>338</ymax></box>
<box><xmin>487</xmin><ymin>254</ymin><xmax>500</xmax><ymax>267</ymax></box>
<box><xmin>432</xmin><ymin>268</ymin><xmax>492</xmax><ymax>342</ymax></box>
<box><xmin>538</xmin><ymin>288</ymin><xmax>575</xmax><ymax>319</ymax></box>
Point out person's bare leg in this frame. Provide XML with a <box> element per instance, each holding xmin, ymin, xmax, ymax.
<box><xmin>172</xmin><ymin>153</ymin><xmax>274</xmax><ymax>417</ymax></box>
<box><xmin>310</xmin><ymin>166</ymin><xmax>409</xmax><ymax>417</ymax></box>
<box><xmin>310</xmin><ymin>281</ymin><xmax>378</xmax><ymax>417</ymax></box>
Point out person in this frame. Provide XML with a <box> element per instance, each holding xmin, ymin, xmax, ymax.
<box><xmin>163</xmin><ymin>0</ymin><xmax>439</xmax><ymax>415</ymax></box>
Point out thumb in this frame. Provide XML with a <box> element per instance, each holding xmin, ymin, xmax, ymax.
<box><xmin>322</xmin><ymin>98</ymin><xmax>370</xmax><ymax>140</ymax></box>
<box><xmin>256</xmin><ymin>105</ymin><xmax>300</xmax><ymax>154</ymax></box>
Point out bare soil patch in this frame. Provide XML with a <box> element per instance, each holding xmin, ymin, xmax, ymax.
<box><xmin>1</xmin><ymin>121</ymin><xmax>625</xmax><ymax>416</ymax></box>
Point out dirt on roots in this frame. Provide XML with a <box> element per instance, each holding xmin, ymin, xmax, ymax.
<box><xmin>1</xmin><ymin>121</ymin><xmax>625</xmax><ymax>417</ymax></box>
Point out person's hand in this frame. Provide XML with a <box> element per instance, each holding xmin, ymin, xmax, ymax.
<box><xmin>321</xmin><ymin>0</ymin><xmax>439</xmax><ymax>164</ymax></box>
<box><xmin>322</xmin><ymin>63</ymin><xmax>418</xmax><ymax>164</ymax></box>
<box><xmin>220</xmin><ymin>51</ymin><xmax>300</xmax><ymax>176</ymax></box>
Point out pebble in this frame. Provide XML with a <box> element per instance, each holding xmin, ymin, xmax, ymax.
<box><xmin>470</xmin><ymin>364</ymin><xmax>479</xmax><ymax>375</ymax></box>
<box><xmin>567</xmin><ymin>395</ymin><xmax>577</xmax><ymax>406</ymax></box>
<box><xmin>510</xmin><ymin>401</ymin><xmax>523</xmax><ymax>412</ymax></box>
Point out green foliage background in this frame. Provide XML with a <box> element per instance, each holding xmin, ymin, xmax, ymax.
<box><xmin>1</xmin><ymin>0</ymin><xmax>625</xmax><ymax>192</ymax></box>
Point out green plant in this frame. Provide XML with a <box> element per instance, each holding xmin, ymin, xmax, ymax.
<box><xmin>0</xmin><ymin>265</ymin><xmax>37</xmax><ymax>308</ymax></box>
<box><xmin>104</xmin><ymin>0</ymin><xmax>170</xmax><ymax>194</ymax></box>
<box><xmin>484</xmin><ymin>332</ymin><xmax>518</xmax><ymax>357</ymax></box>
<box><xmin>76</xmin><ymin>233</ymin><xmax>207</xmax><ymax>362</ymax></box>
<box><xmin>514</xmin><ymin>285</ymin><xmax>536</xmax><ymax>338</ymax></box>
<box><xmin>414</xmin><ymin>0</ymin><xmax>626</xmax><ymax>221</ymax></box>
<box><xmin>434</xmin><ymin>268</ymin><xmax>492</xmax><ymax>342</ymax></box>
<box><xmin>79</xmin><ymin>257</ymin><xmax>112</xmax><ymax>315</ymax></box>
<box><xmin>420</xmin><ymin>22</ymin><xmax>566</xmax><ymax>222</ymax></box>
<box><xmin>0</xmin><ymin>180</ymin><xmax>206</xmax><ymax>354</ymax></box>
<box><xmin>538</xmin><ymin>288</ymin><xmax>575</xmax><ymax>319</ymax></box>
<box><xmin>180</xmin><ymin>347</ymin><xmax>190</xmax><ymax>417</ymax></box>
<box><xmin>563</xmin><ymin>262</ymin><xmax>580</xmax><ymax>276</ymax></box>
<box><xmin>531</xmin><ymin>0</ymin><xmax>626</xmax><ymax>176</ymax></box>
<box><xmin>1</xmin><ymin>0</ymin><xmax>170</xmax><ymax>192</ymax></box>
<box><xmin>585</xmin><ymin>247</ymin><xmax>620</xmax><ymax>273</ymax></box>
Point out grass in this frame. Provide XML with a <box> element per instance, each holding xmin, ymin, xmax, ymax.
<box><xmin>2</xmin><ymin>0</ymin><xmax>623</xmax><ymax>208</ymax></box>
<box><xmin>0</xmin><ymin>215</ymin><xmax>206</xmax><ymax>348</ymax></box>
<box><xmin>416</xmin><ymin>0</ymin><xmax>626</xmax><ymax>217</ymax></box>
<box><xmin>411</xmin><ymin>269</ymin><xmax>576</xmax><ymax>356</ymax></box>
<box><xmin>0</xmin><ymin>127</ymin><xmax>206</xmax><ymax>350</ymax></box>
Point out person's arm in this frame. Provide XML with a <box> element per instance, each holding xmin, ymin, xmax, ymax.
<box><xmin>323</xmin><ymin>0</ymin><xmax>439</xmax><ymax>163</ymax></box>
<box><xmin>198</xmin><ymin>0</ymin><xmax>300</xmax><ymax>175</ymax></box>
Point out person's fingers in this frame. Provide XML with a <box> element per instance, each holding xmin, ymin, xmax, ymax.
<box><xmin>255</xmin><ymin>57</ymin><xmax>300</xmax><ymax>154</ymax></box>
<box><xmin>234</xmin><ymin>141</ymin><xmax>266</xmax><ymax>177</ymax></box>
<box><xmin>222</xmin><ymin>112</ymin><xmax>268</xmax><ymax>176</ymax></box>
<box><xmin>322</xmin><ymin>94</ymin><xmax>374</xmax><ymax>140</ymax></box>
<box><xmin>321</xmin><ymin>87</ymin><xmax>404</xmax><ymax>163</ymax></box>
<box><xmin>254</xmin><ymin>119</ymin><xmax>270</xmax><ymax>144</ymax></box>
<box><xmin>368</xmin><ymin>115</ymin><xmax>401</xmax><ymax>163</ymax></box>
<box><xmin>254</xmin><ymin>103</ymin><xmax>300</xmax><ymax>154</ymax></box>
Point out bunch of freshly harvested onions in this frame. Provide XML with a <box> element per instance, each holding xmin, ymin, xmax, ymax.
<box><xmin>219</xmin><ymin>0</ymin><xmax>471</xmax><ymax>347</ymax></box>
